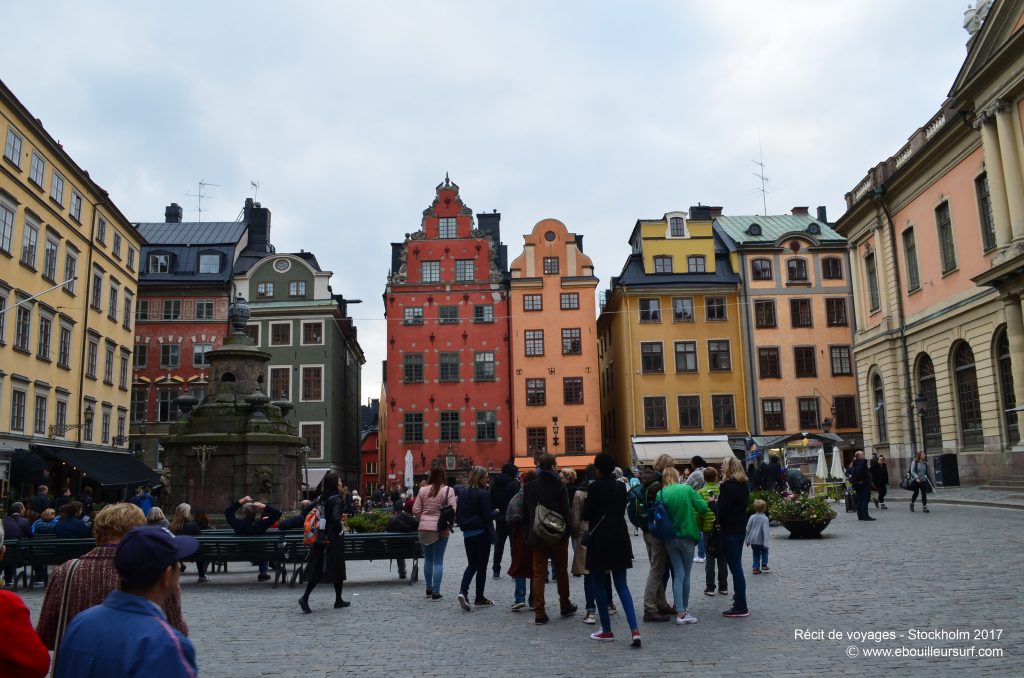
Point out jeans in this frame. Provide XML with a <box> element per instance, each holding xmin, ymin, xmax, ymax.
<box><xmin>723</xmin><ymin>533</ymin><xmax>747</xmax><ymax>611</ymax></box>
<box><xmin>696</xmin><ymin>532</ymin><xmax>706</xmax><ymax>559</ymax></box>
<box><xmin>593</xmin><ymin>569</ymin><xmax>639</xmax><ymax>634</ymax></box>
<box><xmin>493</xmin><ymin>517</ymin><xmax>510</xmax><ymax>573</ymax></box>
<box><xmin>751</xmin><ymin>545</ymin><xmax>768</xmax><ymax>569</ymax></box>
<box><xmin>855</xmin><ymin>488</ymin><xmax>871</xmax><ymax>519</ymax></box>
<box><xmin>514</xmin><ymin>576</ymin><xmax>527</xmax><ymax>604</ymax></box>
<box><xmin>460</xmin><ymin>533</ymin><xmax>492</xmax><ymax>599</ymax></box>
<box><xmin>642</xmin><ymin>531</ymin><xmax>670</xmax><ymax>613</ymax></box>
<box><xmin>665</xmin><ymin>536</ymin><xmax>696</xmax><ymax>614</ymax></box>
<box><xmin>703</xmin><ymin>531</ymin><xmax>728</xmax><ymax>592</ymax></box>
<box><xmin>583</xmin><ymin>571</ymin><xmax>613</xmax><ymax>613</ymax></box>
<box><xmin>422</xmin><ymin>536</ymin><xmax>449</xmax><ymax>593</ymax></box>
<box><xmin>258</xmin><ymin>561</ymin><xmax>270</xmax><ymax>576</ymax></box>
<box><xmin>532</xmin><ymin>540</ymin><xmax>571</xmax><ymax>618</ymax></box>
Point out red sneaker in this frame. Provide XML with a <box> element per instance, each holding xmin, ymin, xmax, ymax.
<box><xmin>590</xmin><ymin>631</ymin><xmax>615</xmax><ymax>642</ymax></box>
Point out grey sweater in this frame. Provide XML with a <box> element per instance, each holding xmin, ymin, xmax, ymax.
<box><xmin>744</xmin><ymin>512</ymin><xmax>770</xmax><ymax>547</ymax></box>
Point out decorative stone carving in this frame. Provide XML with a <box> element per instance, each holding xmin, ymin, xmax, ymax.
<box><xmin>228</xmin><ymin>295</ymin><xmax>251</xmax><ymax>336</ymax></box>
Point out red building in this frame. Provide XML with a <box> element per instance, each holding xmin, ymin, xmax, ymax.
<box><xmin>383</xmin><ymin>177</ymin><xmax>511</xmax><ymax>483</ymax></box>
<box><xmin>360</xmin><ymin>428</ymin><xmax>379</xmax><ymax>498</ymax></box>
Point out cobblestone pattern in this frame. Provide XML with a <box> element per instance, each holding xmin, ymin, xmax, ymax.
<box><xmin>18</xmin><ymin>505</ymin><xmax>1021</xmax><ymax>677</ymax></box>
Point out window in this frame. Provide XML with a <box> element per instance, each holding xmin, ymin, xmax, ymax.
<box><xmin>639</xmin><ymin>298</ymin><xmax>661</xmax><ymax>322</ymax></box>
<box><xmin>50</xmin><ymin>171</ymin><xmax>65</xmax><ymax>204</ymax></box>
<box><xmin>37</xmin><ymin>315</ymin><xmax>52</xmax><ymax>360</ymax></box>
<box><xmin>821</xmin><ymin>257</ymin><xmax>843</xmax><ymax>280</ymax></box>
<box><xmin>476</xmin><ymin>411</ymin><xmax>497</xmax><ymax>441</ymax></box>
<box><xmin>640</xmin><ymin>342</ymin><xmax>664</xmax><ymax>373</ymax></box>
<box><xmin>4</xmin><ymin>127</ymin><xmax>23</xmax><ymax>167</ymax></box>
<box><xmin>976</xmin><ymin>172</ymin><xmax>997</xmax><ymax>251</ymax></box>
<box><xmin>825</xmin><ymin>298</ymin><xmax>848</xmax><ymax>326</ymax></box>
<box><xmin>758</xmin><ymin>347</ymin><xmax>781</xmax><ymax>378</ymax></box>
<box><xmin>301</xmin><ymin>321</ymin><xmax>323</xmax><ymax>345</ymax></box>
<box><xmin>198</xmin><ymin>253</ymin><xmax>220</xmax><ymax>273</ymax></box>
<box><xmin>58</xmin><ymin>326</ymin><xmax>72</xmax><ymax>368</ymax></box>
<box><xmin>131</xmin><ymin>389</ymin><xmax>147</xmax><ymax>422</ymax></box>
<box><xmin>133</xmin><ymin>342</ymin><xmax>147</xmax><ymax>369</ymax></box>
<box><xmin>872</xmin><ymin>374</ymin><xmax>887</xmax><ymax>442</ymax></box>
<box><xmin>90</xmin><ymin>269</ymin><xmax>103</xmax><ymax>309</ymax></box>
<box><xmin>271</xmin><ymin>323</ymin><xmax>292</xmax><ymax>346</ymax></box>
<box><xmin>10</xmin><ymin>389</ymin><xmax>26</xmax><ymax>431</ymax></box>
<box><xmin>116</xmin><ymin>415</ymin><xmax>126</xmax><ymax>443</ymax></box>
<box><xmin>289</xmin><ymin>281</ymin><xmax>306</xmax><ymax>296</ymax></box>
<box><xmin>301</xmin><ymin>366</ymin><xmax>324</xmax><ymax>401</ymax></box>
<box><xmin>711</xmin><ymin>395</ymin><xmax>735</xmax><ymax>428</ymax></box>
<box><xmin>439</xmin><ymin>352</ymin><xmax>460</xmax><ymax>382</ymax></box>
<box><xmin>936</xmin><ymin>202</ymin><xmax>957</xmax><ymax>273</ymax></box>
<box><xmin>421</xmin><ymin>260</ymin><xmax>440</xmax><ymax>283</ymax></box>
<box><xmin>672</xmin><ymin>297</ymin><xmax>694</xmax><ymax>322</ymax></box>
<box><xmin>113</xmin><ymin>233</ymin><xmax>122</xmax><ymax>259</ymax></box>
<box><xmin>63</xmin><ymin>251</ymin><xmax>77</xmax><ymax>293</ymax></box>
<box><xmin>708</xmin><ymin>340</ymin><xmax>731</xmax><ymax>371</ymax></box>
<box><xmin>798</xmin><ymin>397</ymin><xmax>820</xmax><ymax>429</ymax></box>
<box><xmin>918</xmin><ymin>356</ymin><xmax>940</xmax><ymax>450</ymax></box>
<box><xmin>403</xmin><ymin>413</ymin><xmax>424</xmax><ymax>443</ymax></box>
<box><xmin>790</xmin><ymin>299</ymin><xmax>812</xmax><ymax>327</ymax></box>
<box><xmin>85</xmin><ymin>337</ymin><xmax>100</xmax><ymax>377</ymax></box>
<box><xmin>56</xmin><ymin>400</ymin><xmax>68</xmax><ymax>433</ymax></box>
<box><xmin>903</xmin><ymin>228</ymin><xmax>920</xmax><ymax>292</ymax></box>
<box><xmin>865</xmin><ymin>253</ymin><xmax>880</xmax><ymax>311</ymax></box>
<box><xmin>526</xmin><ymin>427</ymin><xmax>547</xmax><ymax>453</ymax></box>
<box><xmin>543</xmin><ymin>257</ymin><xmax>559</xmax><ymax>274</ymax></box>
<box><xmin>754</xmin><ymin>300</ymin><xmax>776</xmax><ymax>328</ymax></box>
<box><xmin>257</xmin><ymin>282</ymin><xmax>274</xmax><ymax>297</ymax></box>
<box><xmin>833</xmin><ymin>396</ymin><xmax>858</xmax><ymax>429</ymax></box>
<box><xmin>686</xmin><ymin>255</ymin><xmax>705</xmax><ymax>273</ymax></box>
<box><xmin>751</xmin><ymin>258</ymin><xmax>772</xmax><ymax>280</ymax></box>
<box><xmin>562</xmin><ymin>328</ymin><xmax>581</xmax><ymax>355</ymax></box>
<box><xmin>244</xmin><ymin>324</ymin><xmax>260</xmax><ymax>345</ymax></box>
<box><xmin>524</xmin><ymin>294</ymin><xmax>542</xmax><ymax>311</ymax></box>
<box><xmin>157</xmin><ymin>389</ymin><xmax>178</xmax><ymax>422</ymax></box>
<box><xmin>0</xmin><ymin>201</ymin><xmax>13</xmax><ymax>253</ymax></box>
<box><xmin>560</xmin><ymin>293</ymin><xmax>580</xmax><ymax>310</ymax></box>
<box><xmin>643</xmin><ymin>396</ymin><xmax>667</xmax><ymax>430</ymax></box>
<box><xmin>705</xmin><ymin>297</ymin><xmax>726</xmax><ymax>320</ymax></box>
<box><xmin>438</xmin><ymin>217</ymin><xmax>456</xmax><ymax>238</ymax></box>
<box><xmin>149</xmin><ymin>254</ymin><xmax>170</xmax><ymax>273</ymax></box>
<box><xmin>563</xmin><ymin>377</ymin><xmax>583</xmax><ymax>405</ymax></box>
<box><xmin>127</xmin><ymin>247</ymin><xmax>136</xmax><ymax>271</ymax></box>
<box><xmin>565</xmin><ymin>426</ymin><xmax>585</xmax><ymax>453</ymax></box>
<box><xmin>403</xmin><ymin>307</ymin><xmax>424</xmax><ymax>325</ymax></box>
<box><xmin>70</xmin><ymin>191</ymin><xmax>83</xmax><ymax>221</ymax></box>
<box><xmin>403</xmin><ymin>353</ymin><xmax>424</xmax><ymax>383</ymax></box>
<box><xmin>96</xmin><ymin>218</ymin><xmax>107</xmax><ymax>245</ymax></box>
<box><xmin>160</xmin><ymin>344</ymin><xmax>180</xmax><ymax>368</ymax></box>
<box><xmin>14</xmin><ymin>305</ymin><xmax>31</xmax><ymax>352</ymax></box>
<box><xmin>526</xmin><ymin>378</ymin><xmax>546</xmax><ymax>406</ymax></box>
<box><xmin>997</xmin><ymin>331</ymin><xmax>1018</xmax><ymax>445</ymax></box>
<box><xmin>136</xmin><ymin>300</ymin><xmax>149</xmax><ymax>321</ymax></box>
<box><xmin>762</xmin><ymin>399</ymin><xmax>784</xmax><ymax>431</ymax></box>
<box><xmin>300</xmin><ymin>423</ymin><xmax>323</xmax><ymax>460</ymax></box>
<box><xmin>20</xmin><ymin>220</ymin><xmax>38</xmax><ymax>267</ymax></box>
<box><xmin>439</xmin><ymin>305</ymin><xmax>459</xmax><ymax>324</ymax></box>
<box><xmin>653</xmin><ymin>255</ymin><xmax>673</xmax><ymax>273</ymax></box>
<box><xmin>43</xmin><ymin>238</ymin><xmax>58</xmax><ymax>280</ymax></box>
<box><xmin>440</xmin><ymin>411</ymin><xmax>460</xmax><ymax>442</ymax></box>
<box><xmin>193</xmin><ymin>343</ymin><xmax>213</xmax><ymax>367</ymax></box>
<box><xmin>677</xmin><ymin>396</ymin><xmax>701</xmax><ymax>429</ymax></box>
<box><xmin>669</xmin><ymin>216</ymin><xmax>685</xmax><ymax>237</ymax></box>
<box><xmin>830</xmin><ymin>346</ymin><xmax>853</xmax><ymax>376</ymax></box>
<box><xmin>674</xmin><ymin>341</ymin><xmax>697</xmax><ymax>372</ymax></box>
<box><xmin>108</xmin><ymin>285</ymin><xmax>118</xmax><ymax>321</ymax></box>
<box><xmin>0</xmin><ymin>295</ymin><xmax>5</xmax><ymax>343</ymax></box>
<box><xmin>455</xmin><ymin>259</ymin><xmax>474</xmax><ymax>281</ymax></box>
<box><xmin>525</xmin><ymin>330</ymin><xmax>545</xmax><ymax>356</ymax></box>
<box><xmin>473</xmin><ymin>305</ymin><xmax>493</xmax><ymax>323</ymax></box>
<box><xmin>119</xmin><ymin>353</ymin><xmax>129</xmax><ymax>388</ymax></box>
<box><xmin>82</xmin><ymin>412</ymin><xmax>93</xmax><ymax>441</ymax></box>
<box><xmin>794</xmin><ymin>346</ymin><xmax>816</xmax><ymax>377</ymax></box>
<box><xmin>474</xmin><ymin>352</ymin><xmax>495</xmax><ymax>381</ymax></box>
<box><xmin>954</xmin><ymin>343</ymin><xmax>982</xmax><ymax>447</ymax></box>
<box><xmin>265</xmin><ymin>366</ymin><xmax>290</xmax><ymax>400</ymax></box>
<box><xmin>162</xmin><ymin>300</ymin><xmax>181</xmax><ymax>320</ymax></box>
<box><xmin>33</xmin><ymin>395</ymin><xmax>47</xmax><ymax>435</ymax></box>
<box><xmin>192</xmin><ymin>299</ymin><xmax>214</xmax><ymax>321</ymax></box>
<box><xmin>787</xmin><ymin>258</ymin><xmax>808</xmax><ymax>281</ymax></box>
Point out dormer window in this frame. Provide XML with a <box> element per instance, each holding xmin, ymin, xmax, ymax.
<box><xmin>669</xmin><ymin>216</ymin><xmax>686</xmax><ymax>237</ymax></box>
<box><xmin>747</xmin><ymin>223</ymin><xmax>762</xmax><ymax>236</ymax></box>
<box><xmin>438</xmin><ymin>217</ymin><xmax>456</xmax><ymax>239</ymax></box>
<box><xmin>148</xmin><ymin>254</ymin><xmax>170</xmax><ymax>273</ymax></box>
<box><xmin>198</xmin><ymin>253</ymin><xmax>221</xmax><ymax>274</ymax></box>
<box><xmin>631</xmin><ymin>238</ymin><xmax>642</xmax><ymax>255</ymax></box>
<box><xmin>653</xmin><ymin>255</ymin><xmax>673</xmax><ymax>273</ymax></box>
<box><xmin>806</xmin><ymin>222</ymin><xmax>821</xmax><ymax>235</ymax></box>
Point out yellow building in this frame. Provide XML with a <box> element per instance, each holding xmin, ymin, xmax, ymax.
<box><xmin>598</xmin><ymin>206</ymin><xmax>748</xmax><ymax>469</ymax></box>
<box><xmin>0</xmin><ymin>78</ymin><xmax>150</xmax><ymax>501</ymax></box>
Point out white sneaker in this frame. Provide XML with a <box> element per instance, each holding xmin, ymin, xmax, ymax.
<box><xmin>676</xmin><ymin>613</ymin><xmax>698</xmax><ymax>625</ymax></box>
<box><xmin>457</xmin><ymin>593</ymin><xmax>471</xmax><ymax>611</ymax></box>
<box><xmin>582</xmin><ymin>612</ymin><xmax>597</xmax><ymax>624</ymax></box>
<box><xmin>694</xmin><ymin>556</ymin><xmax>706</xmax><ymax>563</ymax></box>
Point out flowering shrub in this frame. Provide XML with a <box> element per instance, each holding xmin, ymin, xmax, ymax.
<box><xmin>773</xmin><ymin>494</ymin><xmax>837</xmax><ymax>526</ymax></box>
<box><xmin>346</xmin><ymin>510</ymin><xmax>391</xmax><ymax>533</ymax></box>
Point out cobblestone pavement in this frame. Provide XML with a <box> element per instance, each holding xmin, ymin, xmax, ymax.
<box><xmin>882</xmin><ymin>484</ymin><xmax>1024</xmax><ymax>509</ymax></box>
<box><xmin>18</xmin><ymin>504</ymin><xmax>1022</xmax><ymax>677</ymax></box>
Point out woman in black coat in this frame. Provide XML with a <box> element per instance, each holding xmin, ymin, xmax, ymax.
<box><xmin>299</xmin><ymin>472</ymin><xmax>347</xmax><ymax>612</ymax></box>
<box><xmin>870</xmin><ymin>455</ymin><xmax>889</xmax><ymax>510</ymax></box>
<box><xmin>717</xmin><ymin>456</ymin><xmax>750</xmax><ymax>618</ymax></box>
<box><xmin>580</xmin><ymin>453</ymin><xmax>641</xmax><ymax>646</ymax></box>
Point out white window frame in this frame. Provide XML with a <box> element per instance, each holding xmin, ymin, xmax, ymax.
<box><xmin>29</xmin><ymin>151</ymin><xmax>45</xmax><ymax>187</ymax></box>
<box><xmin>245</xmin><ymin>322</ymin><xmax>261</xmax><ymax>347</ymax></box>
<box><xmin>4</xmin><ymin>126</ymin><xmax>23</xmax><ymax>167</ymax></box>
<box><xmin>269</xmin><ymin>320</ymin><xmax>292</xmax><ymax>347</ymax></box>
<box><xmin>299</xmin><ymin>421</ymin><xmax>325</xmax><ymax>460</ymax></box>
<box><xmin>268</xmin><ymin>365</ymin><xmax>292</xmax><ymax>401</ymax></box>
<box><xmin>300</xmin><ymin>319</ymin><xmax>325</xmax><ymax>346</ymax></box>
<box><xmin>50</xmin><ymin>170</ymin><xmax>65</xmax><ymax>205</ymax></box>
<box><xmin>70</xmin><ymin>190</ymin><xmax>83</xmax><ymax>222</ymax></box>
<box><xmin>299</xmin><ymin>364</ymin><xmax>325</xmax><ymax>402</ymax></box>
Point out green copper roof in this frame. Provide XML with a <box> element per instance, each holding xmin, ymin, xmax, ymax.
<box><xmin>714</xmin><ymin>214</ymin><xmax>845</xmax><ymax>246</ymax></box>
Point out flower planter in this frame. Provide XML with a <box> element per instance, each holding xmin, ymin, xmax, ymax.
<box><xmin>781</xmin><ymin>519</ymin><xmax>831</xmax><ymax>539</ymax></box>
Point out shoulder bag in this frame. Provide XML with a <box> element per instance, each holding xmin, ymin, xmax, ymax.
<box><xmin>436</xmin><ymin>488</ymin><xmax>456</xmax><ymax>533</ymax></box>
<box><xmin>51</xmin><ymin>557</ymin><xmax>83</xmax><ymax>677</ymax></box>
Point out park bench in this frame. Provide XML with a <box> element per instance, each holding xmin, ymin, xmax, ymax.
<box><xmin>2</xmin><ymin>537</ymin><xmax>96</xmax><ymax>590</ymax></box>
<box><xmin>279</xmin><ymin>531</ymin><xmax>421</xmax><ymax>587</ymax></box>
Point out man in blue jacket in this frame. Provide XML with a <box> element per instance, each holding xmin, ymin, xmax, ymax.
<box><xmin>55</xmin><ymin>526</ymin><xmax>199</xmax><ymax>678</ymax></box>
<box><xmin>225</xmin><ymin>495</ymin><xmax>282</xmax><ymax>581</ymax></box>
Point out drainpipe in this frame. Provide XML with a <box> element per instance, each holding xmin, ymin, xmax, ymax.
<box><xmin>624</xmin><ymin>289</ymin><xmax>637</xmax><ymax>467</ymax></box>
<box><xmin>76</xmin><ymin>199</ymin><xmax>105</xmax><ymax>448</ymax></box>
<box><xmin>505</xmin><ymin>288</ymin><xmax>514</xmax><ymax>465</ymax></box>
<box><xmin>739</xmin><ymin>253</ymin><xmax>759</xmax><ymax>438</ymax></box>
<box><xmin>874</xmin><ymin>186</ymin><xmax>919</xmax><ymax>459</ymax></box>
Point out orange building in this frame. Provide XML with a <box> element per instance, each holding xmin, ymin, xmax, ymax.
<box><xmin>509</xmin><ymin>219</ymin><xmax>601</xmax><ymax>470</ymax></box>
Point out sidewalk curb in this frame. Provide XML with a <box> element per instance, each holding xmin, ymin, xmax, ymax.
<box><xmin>876</xmin><ymin>497</ymin><xmax>1024</xmax><ymax>510</ymax></box>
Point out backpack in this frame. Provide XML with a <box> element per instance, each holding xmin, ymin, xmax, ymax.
<box><xmin>436</xmin><ymin>488</ymin><xmax>456</xmax><ymax>533</ymax></box>
<box><xmin>626</xmin><ymin>479</ymin><xmax>654</xmax><ymax>529</ymax></box>
<box><xmin>303</xmin><ymin>497</ymin><xmax>330</xmax><ymax>545</ymax></box>
<box><xmin>647</xmin><ymin>490</ymin><xmax>678</xmax><ymax>542</ymax></box>
<box><xmin>532</xmin><ymin>503</ymin><xmax>567</xmax><ymax>543</ymax></box>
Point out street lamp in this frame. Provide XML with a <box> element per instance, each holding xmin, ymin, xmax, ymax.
<box><xmin>299</xmin><ymin>445</ymin><xmax>311</xmax><ymax>499</ymax></box>
<box><xmin>49</xmin><ymin>402</ymin><xmax>94</xmax><ymax>438</ymax></box>
<box><xmin>551</xmin><ymin>416</ymin><xmax>560</xmax><ymax>450</ymax></box>
<box><xmin>192</xmin><ymin>445</ymin><xmax>215</xmax><ymax>506</ymax></box>
<box><xmin>914</xmin><ymin>393</ymin><xmax>928</xmax><ymax>456</ymax></box>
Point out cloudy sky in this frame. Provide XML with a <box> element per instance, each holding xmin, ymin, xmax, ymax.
<box><xmin>1</xmin><ymin>1</ymin><xmax>974</xmax><ymax>402</ymax></box>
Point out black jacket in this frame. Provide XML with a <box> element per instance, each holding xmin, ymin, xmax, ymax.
<box><xmin>581</xmin><ymin>477</ymin><xmax>633</xmax><ymax>571</ymax></box>
<box><xmin>2</xmin><ymin>514</ymin><xmax>31</xmax><ymax>540</ymax></box>
<box><xmin>717</xmin><ymin>479</ymin><xmax>749</xmax><ymax>534</ymax></box>
<box><xmin>523</xmin><ymin>470</ymin><xmax>571</xmax><ymax>545</ymax></box>
<box><xmin>55</xmin><ymin>516</ymin><xmax>91</xmax><ymax>538</ymax></box>
<box><xmin>30</xmin><ymin>493</ymin><xmax>50</xmax><ymax>516</ymax></box>
<box><xmin>869</xmin><ymin>461</ymin><xmax>889</xmax><ymax>487</ymax></box>
<box><xmin>849</xmin><ymin>459</ymin><xmax>871</xmax><ymax>490</ymax></box>
<box><xmin>173</xmin><ymin>520</ymin><xmax>204</xmax><ymax>536</ymax></box>
<box><xmin>490</xmin><ymin>473</ymin><xmax>520</xmax><ymax>517</ymax></box>
<box><xmin>224</xmin><ymin>501</ymin><xmax>282</xmax><ymax>535</ymax></box>
<box><xmin>456</xmin><ymin>486</ymin><xmax>495</xmax><ymax>534</ymax></box>
<box><xmin>762</xmin><ymin>461</ymin><xmax>784</xmax><ymax>491</ymax></box>
<box><xmin>278</xmin><ymin>503</ymin><xmax>314</xmax><ymax>531</ymax></box>
<box><xmin>315</xmin><ymin>491</ymin><xmax>344</xmax><ymax>540</ymax></box>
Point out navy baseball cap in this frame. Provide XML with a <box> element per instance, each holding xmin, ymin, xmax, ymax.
<box><xmin>115</xmin><ymin>526</ymin><xmax>199</xmax><ymax>585</ymax></box>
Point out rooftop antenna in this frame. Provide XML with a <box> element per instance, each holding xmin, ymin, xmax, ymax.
<box><xmin>185</xmin><ymin>179</ymin><xmax>219</xmax><ymax>222</ymax></box>
<box><xmin>251</xmin><ymin>180</ymin><xmax>260</xmax><ymax>201</ymax></box>
<box><xmin>752</xmin><ymin>130</ymin><xmax>770</xmax><ymax>215</ymax></box>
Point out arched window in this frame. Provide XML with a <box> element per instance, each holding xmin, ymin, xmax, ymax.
<box><xmin>996</xmin><ymin>329</ymin><xmax>1018</xmax><ymax>445</ymax></box>
<box><xmin>872</xmin><ymin>373</ymin><xmax>887</xmax><ymax>443</ymax></box>
<box><xmin>916</xmin><ymin>355</ymin><xmax>941</xmax><ymax>451</ymax></box>
<box><xmin>787</xmin><ymin>258</ymin><xmax>808</xmax><ymax>282</ymax></box>
<box><xmin>751</xmin><ymin>258</ymin><xmax>772</xmax><ymax>281</ymax></box>
<box><xmin>954</xmin><ymin>343</ymin><xmax>983</xmax><ymax>448</ymax></box>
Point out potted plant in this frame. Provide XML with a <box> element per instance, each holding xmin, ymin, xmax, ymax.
<box><xmin>774</xmin><ymin>494</ymin><xmax>838</xmax><ymax>538</ymax></box>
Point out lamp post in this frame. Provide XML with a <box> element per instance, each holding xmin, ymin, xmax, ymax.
<box><xmin>300</xmin><ymin>445</ymin><xmax>311</xmax><ymax>499</ymax></box>
<box><xmin>49</xmin><ymin>402</ymin><xmax>94</xmax><ymax>438</ymax></box>
<box><xmin>551</xmin><ymin>416</ymin><xmax>560</xmax><ymax>450</ymax></box>
<box><xmin>914</xmin><ymin>393</ymin><xmax>928</xmax><ymax>457</ymax></box>
<box><xmin>192</xmin><ymin>445</ymin><xmax>215</xmax><ymax>506</ymax></box>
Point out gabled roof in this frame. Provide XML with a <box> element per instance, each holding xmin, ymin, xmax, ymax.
<box><xmin>714</xmin><ymin>214</ymin><xmax>845</xmax><ymax>247</ymax></box>
<box><xmin>949</xmin><ymin>0</ymin><xmax>1022</xmax><ymax>98</ymax></box>
<box><xmin>612</xmin><ymin>251</ymin><xmax>740</xmax><ymax>288</ymax></box>
<box><xmin>134</xmin><ymin>221</ymin><xmax>247</xmax><ymax>246</ymax></box>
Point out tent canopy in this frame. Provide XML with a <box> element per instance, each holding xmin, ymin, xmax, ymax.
<box><xmin>631</xmin><ymin>436</ymin><xmax>735</xmax><ymax>466</ymax></box>
<box><xmin>303</xmin><ymin>467</ymin><xmax>330</xmax><ymax>489</ymax></box>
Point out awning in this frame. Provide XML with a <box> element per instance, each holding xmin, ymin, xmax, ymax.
<box><xmin>303</xmin><ymin>467</ymin><xmax>330</xmax><ymax>489</ymax></box>
<box><xmin>512</xmin><ymin>456</ymin><xmax>592</xmax><ymax>473</ymax></box>
<box><xmin>34</xmin><ymin>445</ymin><xmax>161</xmax><ymax>488</ymax></box>
<box><xmin>631</xmin><ymin>436</ymin><xmax>736</xmax><ymax>466</ymax></box>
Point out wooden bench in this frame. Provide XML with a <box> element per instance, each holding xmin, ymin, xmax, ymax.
<box><xmin>2</xmin><ymin>537</ymin><xmax>96</xmax><ymax>590</ymax></box>
<box><xmin>187</xmin><ymin>534</ymin><xmax>287</xmax><ymax>586</ymax></box>
<box><xmin>280</xmin><ymin>531</ymin><xmax>421</xmax><ymax>587</ymax></box>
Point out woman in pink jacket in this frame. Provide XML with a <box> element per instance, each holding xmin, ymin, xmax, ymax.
<box><xmin>413</xmin><ymin>466</ymin><xmax>457</xmax><ymax>600</ymax></box>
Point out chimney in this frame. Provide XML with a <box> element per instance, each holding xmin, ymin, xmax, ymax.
<box><xmin>816</xmin><ymin>206</ymin><xmax>828</xmax><ymax>223</ymax></box>
<box><xmin>708</xmin><ymin>206</ymin><xmax>724</xmax><ymax>218</ymax></box>
<box><xmin>575</xmin><ymin>235</ymin><xmax>584</xmax><ymax>252</ymax></box>
<box><xmin>164</xmin><ymin>203</ymin><xmax>183</xmax><ymax>223</ymax></box>
<box><xmin>689</xmin><ymin>205</ymin><xmax>712</xmax><ymax>220</ymax></box>
<box><xmin>246</xmin><ymin>200</ymin><xmax>272</xmax><ymax>251</ymax></box>
<box><xmin>791</xmin><ymin>206</ymin><xmax>809</xmax><ymax>216</ymax></box>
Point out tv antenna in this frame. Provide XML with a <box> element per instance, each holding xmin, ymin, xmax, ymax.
<box><xmin>185</xmin><ymin>179</ymin><xmax>220</xmax><ymax>222</ymax></box>
<box><xmin>250</xmin><ymin>180</ymin><xmax>260</xmax><ymax>201</ymax></box>
<box><xmin>752</xmin><ymin>131</ymin><xmax>770</xmax><ymax>215</ymax></box>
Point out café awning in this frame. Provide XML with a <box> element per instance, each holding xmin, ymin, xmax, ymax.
<box><xmin>631</xmin><ymin>436</ymin><xmax>736</xmax><ymax>466</ymax></box>
<box><xmin>303</xmin><ymin>467</ymin><xmax>330</xmax><ymax>489</ymax></box>
<box><xmin>34</xmin><ymin>444</ymin><xmax>161</xmax><ymax>488</ymax></box>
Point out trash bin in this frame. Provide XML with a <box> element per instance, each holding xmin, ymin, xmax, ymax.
<box><xmin>939</xmin><ymin>453</ymin><xmax>960</xmax><ymax>487</ymax></box>
<box><xmin>932</xmin><ymin>456</ymin><xmax>943</xmax><ymax>486</ymax></box>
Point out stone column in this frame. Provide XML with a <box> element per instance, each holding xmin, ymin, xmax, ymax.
<box><xmin>1012</xmin><ymin>297</ymin><xmax>1024</xmax><ymax>441</ymax></box>
<box><xmin>995</xmin><ymin>103</ymin><xmax>1024</xmax><ymax>241</ymax></box>
<box><xmin>979</xmin><ymin>114</ymin><xmax>1013</xmax><ymax>247</ymax></box>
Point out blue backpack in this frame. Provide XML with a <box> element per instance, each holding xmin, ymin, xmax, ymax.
<box><xmin>647</xmin><ymin>491</ymin><xmax>678</xmax><ymax>542</ymax></box>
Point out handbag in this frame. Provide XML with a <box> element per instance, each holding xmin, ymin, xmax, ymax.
<box><xmin>899</xmin><ymin>473</ymin><xmax>914</xmax><ymax>491</ymax></box>
<box><xmin>532</xmin><ymin>503</ymin><xmax>567</xmax><ymax>543</ymax></box>
<box><xmin>51</xmin><ymin>558</ymin><xmax>82</xmax><ymax>677</ymax></box>
<box><xmin>579</xmin><ymin>515</ymin><xmax>604</xmax><ymax>547</ymax></box>
<box><xmin>706</xmin><ymin>520</ymin><xmax>723</xmax><ymax>558</ymax></box>
<box><xmin>436</xmin><ymin>488</ymin><xmax>455</xmax><ymax>532</ymax></box>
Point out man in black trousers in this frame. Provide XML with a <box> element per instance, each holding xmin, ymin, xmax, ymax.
<box><xmin>849</xmin><ymin>451</ymin><xmax>875</xmax><ymax>521</ymax></box>
<box><xmin>490</xmin><ymin>463</ymin><xmax>520</xmax><ymax>578</ymax></box>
